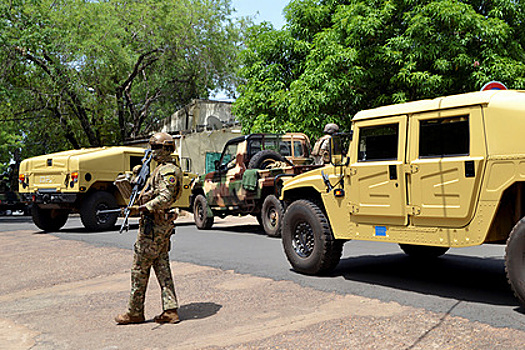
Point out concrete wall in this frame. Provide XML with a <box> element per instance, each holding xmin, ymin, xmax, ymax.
<box><xmin>160</xmin><ymin>100</ymin><xmax>236</xmax><ymax>133</ymax></box>
<box><xmin>177</xmin><ymin>129</ymin><xmax>242</xmax><ymax>175</ymax></box>
<box><xmin>126</xmin><ymin>100</ymin><xmax>242</xmax><ymax>175</ymax></box>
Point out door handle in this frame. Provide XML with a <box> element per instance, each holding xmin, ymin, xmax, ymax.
<box><xmin>389</xmin><ymin>164</ymin><xmax>397</xmax><ymax>180</ymax></box>
<box><xmin>465</xmin><ymin>160</ymin><xmax>475</xmax><ymax>178</ymax></box>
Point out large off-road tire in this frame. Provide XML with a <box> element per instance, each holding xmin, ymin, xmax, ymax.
<box><xmin>31</xmin><ymin>205</ymin><xmax>69</xmax><ymax>232</ymax></box>
<box><xmin>505</xmin><ymin>218</ymin><xmax>525</xmax><ymax>308</ymax></box>
<box><xmin>194</xmin><ymin>194</ymin><xmax>214</xmax><ymax>229</ymax></box>
<box><xmin>282</xmin><ymin>200</ymin><xmax>343</xmax><ymax>275</ymax></box>
<box><xmin>399</xmin><ymin>244</ymin><xmax>449</xmax><ymax>259</ymax></box>
<box><xmin>261</xmin><ymin>195</ymin><xmax>284</xmax><ymax>237</ymax></box>
<box><xmin>248</xmin><ymin>150</ymin><xmax>288</xmax><ymax>170</ymax></box>
<box><xmin>81</xmin><ymin>191</ymin><xmax>119</xmax><ymax>231</ymax></box>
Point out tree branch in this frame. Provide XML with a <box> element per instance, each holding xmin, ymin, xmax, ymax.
<box><xmin>115</xmin><ymin>48</ymin><xmax>162</xmax><ymax>141</ymax></box>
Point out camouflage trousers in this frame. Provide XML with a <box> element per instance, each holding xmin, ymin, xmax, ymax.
<box><xmin>127</xmin><ymin>215</ymin><xmax>178</xmax><ymax>316</ymax></box>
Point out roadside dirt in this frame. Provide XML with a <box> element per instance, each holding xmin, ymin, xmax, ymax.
<box><xmin>0</xmin><ymin>229</ymin><xmax>524</xmax><ymax>350</ymax></box>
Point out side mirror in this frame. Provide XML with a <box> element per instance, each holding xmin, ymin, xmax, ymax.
<box><xmin>330</xmin><ymin>131</ymin><xmax>352</xmax><ymax>166</ymax></box>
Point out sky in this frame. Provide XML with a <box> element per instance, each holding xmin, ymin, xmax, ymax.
<box><xmin>212</xmin><ymin>1</ymin><xmax>290</xmax><ymax>101</ymax></box>
<box><xmin>232</xmin><ymin>0</ymin><xmax>289</xmax><ymax>29</ymax></box>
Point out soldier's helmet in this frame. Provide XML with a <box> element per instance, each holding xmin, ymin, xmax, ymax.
<box><xmin>149</xmin><ymin>132</ymin><xmax>175</xmax><ymax>151</ymax></box>
<box><xmin>323</xmin><ymin>123</ymin><xmax>339</xmax><ymax>135</ymax></box>
<box><xmin>149</xmin><ymin>132</ymin><xmax>175</xmax><ymax>161</ymax></box>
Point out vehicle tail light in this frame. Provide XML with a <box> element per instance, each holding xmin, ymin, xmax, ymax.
<box><xmin>70</xmin><ymin>171</ymin><xmax>79</xmax><ymax>188</ymax></box>
<box><xmin>19</xmin><ymin>174</ymin><xmax>29</xmax><ymax>189</ymax></box>
<box><xmin>71</xmin><ymin>172</ymin><xmax>79</xmax><ymax>182</ymax></box>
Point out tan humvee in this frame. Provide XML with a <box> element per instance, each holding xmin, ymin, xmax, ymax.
<box><xmin>18</xmin><ymin>146</ymin><xmax>196</xmax><ymax>232</ymax></box>
<box><xmin>280</xmin><ymin>89</ymin><xmax>525</xmax><ymax>308</ymax></box>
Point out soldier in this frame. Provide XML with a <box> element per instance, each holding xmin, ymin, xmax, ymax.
<box><xmin>115</xmin><ymin>132</ymin><xmax>183</xmax><ymax>325</ymax></box>
<box><xmin>312</xmin><ymin>123</ymin><xmax>339</xmax><ymax>165</ymax></box>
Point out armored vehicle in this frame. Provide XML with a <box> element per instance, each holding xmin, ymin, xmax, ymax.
<box><xmin>191</xmin><ymin>133</ymin><xmax>319</xmax><ymax>236</ymax></box>
<box><xmin>279</xmin><ymin>90</ymin><xmax>525</xmax><ymax>307</ymax></box>
<box><xmin>18</xmin><ymin>146</ymin><xmax>196</xmax><ymax>232</ymax></box>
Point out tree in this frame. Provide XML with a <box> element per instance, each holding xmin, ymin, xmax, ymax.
<box><xmin>0</xmin><ymin>0</ymin><xmax>245</xmax><ymax>161</ymax></box>
<box><xmin>234</xmin><ymin>0</ymin><xmax>525</xmax><ymax>138</ymax></box>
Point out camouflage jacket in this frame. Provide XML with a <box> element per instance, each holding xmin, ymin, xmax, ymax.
<box><xmin>140</xmin><ymin>161</ymin><xmax>182</xmax><ymax>225</ymax></box>
<box><xmin>312</xmin><ymin>135</ymin><xmax>331</xmax><ymax>165</ymax></box>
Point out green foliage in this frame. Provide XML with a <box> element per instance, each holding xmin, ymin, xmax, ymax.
<box><xmin>0</xmin><ymin>0</ymin><xmax>245</xmax><ymax>164</ymax></box>
<box><xmin>234</xmin><ymin>0</ymin><xmax>525</xmax><ymax>138</ymax></box>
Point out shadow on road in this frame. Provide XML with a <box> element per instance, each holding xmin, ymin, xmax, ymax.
<box><xmin>179</xmin><ymin>302</ymin><xmax>222</xmax><ymax>321</ymax></box>
<box><xmin>329</xmin><ymin>253</ymin><xmax>519</xmax><ymax>308</ymax></box>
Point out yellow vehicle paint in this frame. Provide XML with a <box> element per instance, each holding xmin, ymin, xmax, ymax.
<box><xmin>280</xmin><ymin>90</ymin><xmax>525</xmax><ymax>308</ymax></box>
<box><xmin>19</xmin><ymin>146</ymin><xmax>196</xmax><ymax>232</ymax></box>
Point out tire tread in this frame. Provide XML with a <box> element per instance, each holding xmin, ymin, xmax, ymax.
<box><xmin>282</xmin><ymin>199</ymin><xmax>343</xmax><ymax>275</ymax></box>
<box><xmin>505</xmin><ymin>217</ymin><xmax>525</xmax><ymax>308</ymax></box>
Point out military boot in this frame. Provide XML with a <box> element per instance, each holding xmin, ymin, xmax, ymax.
<box><xmin>153</xmin><ymin>308</ymin><xmax>180</xmax><ymax>324</ymax></box>
<box><xmin>114</xmin><ymin>312</ymin><xmax>145</xmax><ymax>325</ymax></box>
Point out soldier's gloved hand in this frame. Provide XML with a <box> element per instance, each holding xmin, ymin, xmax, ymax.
<box><xmin>132</xmin><ymin>165</ymin><xmax>142</xmax><ymax>175</ymax></box>
<box><xmin>128</xmin><ymin>205</ymin><xmax>149</xmax><ymax>216</ymax></box>
<box><xmin>128</xmin><ymin>205</ymin><xmax>140</xmax><ymax>216</ymax></box>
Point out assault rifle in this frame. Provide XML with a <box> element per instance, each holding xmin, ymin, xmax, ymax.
<box><xmin>97</xmin><ymin>149</ymin><xmax>153</xmax><ymax>233</ymax></box>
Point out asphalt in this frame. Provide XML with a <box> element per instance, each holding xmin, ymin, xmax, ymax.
<box><xmin>1</xmin><ymin>223</ymin><xmax>525</xmax><ymax>350</ymax></box>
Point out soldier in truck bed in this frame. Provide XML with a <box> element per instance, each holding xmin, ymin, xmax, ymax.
<box><xmin>312</xmin><ymin>123</ymin><xmax>339</xmax><ymax>165</ymax></box>
<box><xmin>115</xmin><ymin>132</ymin><xmax>183</xmax><ymax>325</ymax></box>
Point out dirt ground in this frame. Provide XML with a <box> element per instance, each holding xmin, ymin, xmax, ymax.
<box><xmin>0</xmin><ymin>229</ymin><xmax>524</xmax><ymax>350</ymax></box>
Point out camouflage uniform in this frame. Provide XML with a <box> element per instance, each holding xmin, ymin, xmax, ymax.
<box><xmin>312</xmin><ymin>123</ymin><xmax>339</xmax><ymax>165</ymax></box>
<box><xmin>122</xmin><ymin>139</ymin><xmax>183</xmax><ymax>322</ymax></box>
<box><xmin>312</xmin><ymin>134</ymin><xmax>331</xmax><ymax>165</ymax></box>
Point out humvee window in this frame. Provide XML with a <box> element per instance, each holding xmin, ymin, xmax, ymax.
<box><xmin>419</xmin><ymin>116</ymin><xmax>469</xmax><ymax>158</ymax></box>
<box><xmin>358</xmin><ymin>124</ymin><xmax>398</xmax><ymax>161</ymax></box>
<box><xmin>130</xmin><ymin>155</ymin><xmax>143</xmax><ymax>171</ymax></box>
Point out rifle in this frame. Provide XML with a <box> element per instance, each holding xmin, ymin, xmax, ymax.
<box><xmin>97</xmin><ymin>149</ymin><xmax>153</xmax><ymax>233</ymax></box>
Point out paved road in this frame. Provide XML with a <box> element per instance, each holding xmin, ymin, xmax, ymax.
<box><xmin>1</xmin><ymin>214</ymin><xmax>524</xmax><ymax>331</ymax></box>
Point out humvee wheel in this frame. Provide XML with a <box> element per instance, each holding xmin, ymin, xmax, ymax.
<box><xmin>261</xmin><ymin>195</ymin><xmax>284</xmax><ymax>237</ymax></box>
<box><xmin>282</xmin><ymin>200</ymin><xmax>343</xmax><ymax>275</ymax></box>
<box><xmin>399</xmin><ymin>244</ymin><xmax>449</xmax><ymax>259</ymax></box>
<box><xmin>194</xmin><ymin>194</ymin><xmax>214</xmax><ymax>229</ymax></box>
<box><xmin>81</xmin><ymin>191</ymin><xmax>119</xmax><ymax>231</ymax></box>
<box><xmin>505</xmin><ymin>218</ymin><xmax>525</xmax><ymax>308</ymax></box>
<box><xmin>31</xmin><ymin>205</ymin><xmax>69</xmax><ymax>232</ymax></box>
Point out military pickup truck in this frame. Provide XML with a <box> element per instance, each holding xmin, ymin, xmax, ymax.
<box><xmin>18</xmin><ymin>146</ymin><xmax>196</xmax><ymax>232</ymax></box>
<box><xmin>279</xmin><ymin>89</ymin><xmax>525</xmax><ymax>308</ymax></box>
<box><xmin>191</xmin><ymin>133</ymin><xmax>320</xmax><ymax>236</ymax></box>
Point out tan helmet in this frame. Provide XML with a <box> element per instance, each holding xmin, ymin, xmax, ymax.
<box><xmin>323</xmin><ymin>123</ymin><xmax>339</xmax><ymax>135</ymax></box>
<box><xmin>149</xmin><ymin>132</ymin><xmax>175</xmax><ymax>151</ymax></box>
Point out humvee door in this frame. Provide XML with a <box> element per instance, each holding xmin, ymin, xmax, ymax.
<box><xmin>407</xmin><ymin>106</ymin><xmax>486</xmax><ymax>227</ymax></box>
<box><xmin>348</xmin><ymin>115</ymin><xmax>408</xmax><ymax>226</ymax></box>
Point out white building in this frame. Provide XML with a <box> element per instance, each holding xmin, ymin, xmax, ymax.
<box><xmin>160</xmin><ymin>99</ymin><xmax>242</xmax><ymax>175</ymax></box>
